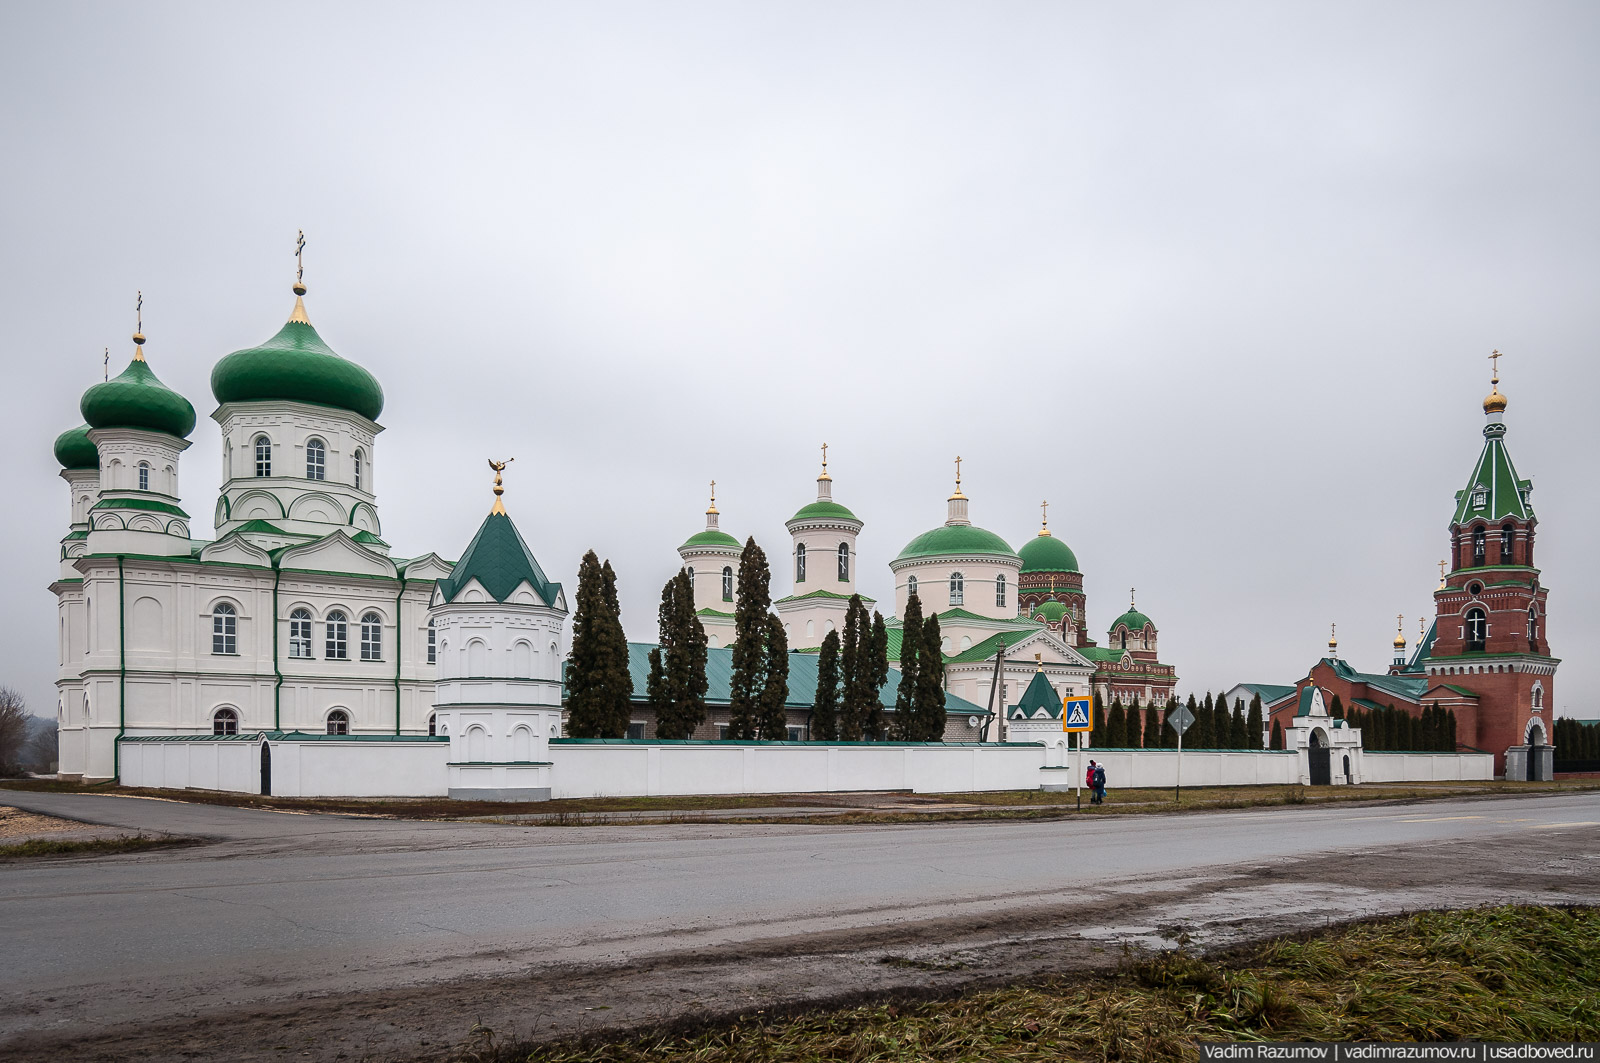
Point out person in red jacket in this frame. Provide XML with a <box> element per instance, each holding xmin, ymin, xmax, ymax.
<box><xmin>1085</xmin><ymin>759</ymin><xmax>1098</xmax><ymax>804</ymax></box>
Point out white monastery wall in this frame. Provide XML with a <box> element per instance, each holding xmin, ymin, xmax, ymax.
<box><xmin>1361</xmin><ymin>751</ymin><xmax>1494</xmax><ymax>782</ymax></box>
<box><xmin>120</xmin><ymin>736</ymin><xmax>450</xmax><ymax>797</ymax></box>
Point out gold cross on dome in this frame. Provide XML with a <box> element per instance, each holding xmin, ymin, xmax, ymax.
<box><xmin>135</xmin><ymin>290</ymin><xmax>142</xmax><ymax>332</ymax></box>
<box><xmin>820</xmin><ymin>442</ymin><xmax>828</xmax><ymax>472</ymax></box>
<box><xmin>709</xmin><ymin>479</ymin><xmax>716</xmax><ymax>504</ymax></box>
<box><xmin>954</xmin><ymin>455</ymin><xmax>962</xmax><ymax>488</ymax></box>
<box><xmin>296</xmin><ymin>230</ymin><xmax>306</xmax><ymax>285</ymax></box>
<box><xmin>1439</xmin><ymin>559</ymin><xmax>1448</xmax><ymax>580</ymax></box>
<box><xmin>1488</xmin><ymin>348</ymin><xmax>1502</xmax><ymax>383</ymax></box>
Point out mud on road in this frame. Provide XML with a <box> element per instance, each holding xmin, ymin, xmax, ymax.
<box><xmin>5</xmin><ymin>823</ymin><xmax>1597</xmax><ymax>1063</ymax></box>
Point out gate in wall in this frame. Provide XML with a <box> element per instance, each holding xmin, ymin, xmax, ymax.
<box><xmin>260</xmin><ymin>740</ymin><xmax>272</xmax><ymax>796</ymax></box>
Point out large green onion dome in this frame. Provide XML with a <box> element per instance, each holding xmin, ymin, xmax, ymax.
<box><xmin>81</xmin><ymin>352</ymin><xmax>197</xmax><ymax>439</ymax></box>
<box><xmin>211</xmin><ymin>298</ymin><xmax>384</xmax><ymax>422</ymax></box>
<box><xmin>1111</xmin><ymin>607</ymin><xmax>1154</xmax><ymax>632</ymax></box>
<box><xmin>53</xmin><ymin>424</ymin><xmax>99</xmax><ymax>469</ymax></box>
<box><xmin>895</xmin><ymin>523</ymin><xmax>1019</xmax><ymax>562</ymax></box>
<box><xmin>1017</xmin><ymin>531</ymin><xmax>1080</xmax><ymax>574</ymax></box>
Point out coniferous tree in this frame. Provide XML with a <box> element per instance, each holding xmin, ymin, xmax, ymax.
<box><xmin>915</xmin><ymin>613</ymin><xmax>946</xmax><ymax>741</ymax></box>
<box><xmin>1126</xmin><ymin>697</ymin><xmax>1144</xmax><ymax>748</ymax></box>
<box><xmin>1090</xmin><ymin>690</ymin><xmax>1106</xmax><ymax>747</ymax></box>
<box><xmin>1160</xmin><ymin>698</ymin><xmax>1177</xmax><ymax>748</ymax></box>
<box><xmin>756</xmin><ymin>614</ymin><xmax>790</xmax><ymax>739</ymax></box>
<box><xmin>1231</xmin><ymin>698</ymin><xmax>1248</xmax><ymax>749</ymax></box>
<box><xmin>1106</xmin><ymin>700</ymin><xmax>1126</xmax><ymax>747</ymax></box>
<box><xmin>598</xmin><ymin>560</ymin><xmax>634</xmax><ymax>737</ymax></box>
<box><xmin>1200</xmin><ymin>693</ymin><xmax>1217</xmax><ymax>749</ymax></box>
<box><xmin>1329</xmin><ymin>694</ymin><xmax>1345</xmax><ymax>720</ymax></box>
<box><xmin>812</xmin><ymin>629</ymin><xmax>842</xmax><ymax>740</ymax></box>
<box><xmin>861</xmin><ymin>611</ymin><xmax>889</xmax><ymax>740</ymax></box>
<box><xmin>892</xmin><ymin>594</ymin><xmax>924</xmax><ymax>740</ymax></box>
<box><xmin>1247</xmin><ymin>694</ymin><xmax>1264</xmax><ymax>750</ymax></box>
<box><xmin>1421</xmin><ymin>706</ymin><xmax>1437</xmax><ymax>751</ymax></box>
<box><xmin>1270</xmin><ymin>719</ymin><xmax>1285</xmax><ymax>750</ymax></box>
<box><xmin>566</xmin><ymin>552</ymin><xmax>615</xmax><ymax>738</ymax></box>
<box><xmin>1144</xmin><ymin>702</ymin><xmax>1160</xmax><ymax>749</ymax></box>
<box><xmin>837</xmin><ymin>595</ymin><xmax>867</xmax><ymax>741</ymax></box>
<box><xmin>1186</xmin><ymin>693</ymin><xmax>1202</xmax><ymax>748</ymax></box>
<box><xmin>728</xmin><ymin>537</ymin><xmax>772</xmax><ymax>740</ymax></box>
<box><xmin>652</xmin><ymin>570</ymin><xmax>709</xmax><ymax>740</ymax></box>
<box><xmin>645</xmin><ymin>646</ymin><xmax>666</xmax><ymax>735</ymax></box>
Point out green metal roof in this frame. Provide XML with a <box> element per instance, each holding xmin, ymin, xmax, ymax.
<box><xmin>1076</xmin><ymin>646</ymin><xmax>1125</xmax><ymax>664</ymax></box>
<box><xmin>1010</xmin><ymin>670</ymin><xmax>1062</xmax><ymax>719</ymax></box>
<box><xmin>788</xmin><ymin>499</ymin><xmax>860</xmax><ymax>523</ymax></box>
<box><xmin>351</xmin><ymin>530</ymin><xmax>390</xmax><ymax>547</ymax></box>
<box><xmin>232</xmin><ymin>519</ymin><xmax>303</xmax><ymax>537</ymax></box>
<box><xmin>895</xmin><ymin>523</ymin><xmax>1020</xmax><ymax>563</ymax></box>
<box><xmin>81</xmin><ymin>356</ymin><xmax>197</xmax><ymax>439</ymax></box>
<box><xmin>680</xmin><ymin>528</ymin><xmax>742</xmax><ymax>551</ymax></box>
<box><xmin>1451</xmin><ymin>422</ymin><xmax>1533</xmax><ymax>525</ymax></box>
<box><xmin>1029</xmin><ymin>601</ymin><xmax>1069</xmax><ymax>622</ymax></box>
<box><xmin>91</xmin><ymin>497</ymin><xmax>190</xmax><ymax>518</ymax></box>
<box><xmin>774</xmin><ymin>588</ymin><xmax>872</xmax><ymax>604</ymax></box>
<box><xmin>1400</xmin><ymin>620</ymin><xmax>1437</xmax><ymax>674</ymax></box>
<box><xmin>1110</xmin><ymin>609</ymin><xmax>1154</xmax><ymax>632</ymax></box>
<box><xmin>436</xmin><ymin>510</ymin><xmax>561</xmax><ymax>606</ymax></box>
<box><xmin>1017</xmin><ymin>533</ymin><xmax>1080</xmax><ymax>574</ymax></box>
<box><xmin>1322</xmin><ymin>657</ymin><xmax>1427</xmax><ymax>704</ymax></box>
<box><xmin>1235</xmin><ymin>683</ymin><xmax>1299</xmax><ymax>704</ymax></box>
<box><xmin>54</xmin><ymin>424</ymin><xmax>99</xmax><ymax>470</ymax></box>
<box><xmin>696</xmin><ymin>607</ymin><xmax>735</xmax><ymax>619</ymax></box>
<box><xmin>211</xmin><ymin>312</ymin><xmax>384</xmax><ymax>422</ymax></box>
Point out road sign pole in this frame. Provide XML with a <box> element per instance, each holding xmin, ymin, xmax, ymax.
<box><xmin>1075</xmin><ymin>731</ymin><xmax>1081</xmax><ymax>812</ymax></box>
<box><xmin>1176</xmin><ymin>728</ymin><xmax>1183</xmax><ymax>804</ymax></box>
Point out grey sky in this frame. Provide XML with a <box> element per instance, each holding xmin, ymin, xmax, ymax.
<box><xmin>4</xmin><ymin>2</ymin><xmax>1596</xmax><ymax>721</ymax></box>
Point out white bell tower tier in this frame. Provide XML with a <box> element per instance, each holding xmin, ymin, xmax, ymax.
<box><xmin>776</xmin><ymin>446</ymin><xmax>871</xmax><ymax>649</ymax></box>
<box><xmin>429</xmin><ymin>462</ymin><xmax>568</xmax><ymax>802</ymax></box>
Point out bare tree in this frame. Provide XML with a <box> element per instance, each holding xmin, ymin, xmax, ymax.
<box><xmin>23</xmin><ymin>721</ymin><xmax>58</xmax><ymax>773</ymax></box>
<box><xmin>0</xmin><ymin>687</ymin><xmax>29</xmax><ymax>776</ymax></box>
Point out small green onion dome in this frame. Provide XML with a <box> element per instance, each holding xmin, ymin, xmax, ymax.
<box><xmin>1111</xmin><ymin>608</ymin><xmax>1154</xmax><ymax>632</ymax></box>
<box><xmin>211</xmin><ymin>310</ymin><xmax>384</xmax><ymax>422</ymax></box>
<box><xmin>895</xmin><ymin>523</ymin><xmax>1020</xmax><ymax>562</ymax></box>
<box><xmin>1031</xmin><ymin>600</ymin><xmax>1069</xmax><ymax>623</ymax></box>
<box><xmin>1017</xmin><ymin>532</ymin><xmax>1080</xmax><ymax>574</ymax></box>
<box><xmin>679</xmin><ymin>528</ymin><xmax>742</xmax><ymax>551</ymax></box>
<box><xmin>788</xmin><ymin>499</ymin><xmax>860</xmax><ymax>523</ymax></box>
<box><xmin>53</xmin><ymin>424</ymin><xmax>99</xmax><ymax>469</ymax></box>
<box><xmin>81</xmin><ymin>358</ymin><xmax>197</xmax><ymax>439</ymax></box>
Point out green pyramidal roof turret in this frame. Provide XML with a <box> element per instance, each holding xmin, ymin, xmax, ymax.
<box><xmin>1013</xmin><ymin>669</ymin><xmax>1061</xmax><ymax>718</ymax></box>
<box><xmin>211</xmin><ymin>298</ymin><xmax>385</xmax><ymax>422</ymax></box>
<box><xmin>1452</xmin><ymin>421</ymin><xmax>1532</xmax><ymax>525</ymax></box>
<box><xmin>437</xmin><ymin>510</ymin><xmax>562</xmax><ymax>606</ymax></box>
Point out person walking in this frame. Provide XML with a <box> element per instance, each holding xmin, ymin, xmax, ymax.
<box><xmin>1093</xmin><ymin>761</ymin><xmax>1107</xmax><ymax>805</ymax></box>
<box><xmin>1086</xmin><ymin>759</ymin><xmax>1098</xmax><ymax>804</ymax></box>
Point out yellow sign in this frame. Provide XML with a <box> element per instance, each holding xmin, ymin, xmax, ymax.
<box><xmin>1062</xmin><ymin>697</ymin><xmax>1092</xmax><ymax>732</ymax></box>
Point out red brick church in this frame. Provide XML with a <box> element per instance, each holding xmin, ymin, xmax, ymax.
<box><xmin>1234</xmin><ymin>358</ymin><xmax>1559</xmax><ymax>778</ymax></box>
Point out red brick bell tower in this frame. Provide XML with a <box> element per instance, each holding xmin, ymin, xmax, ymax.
<box><xmin>1422</xmin><ymin>354</ymin><xmax>1558</xmax><ymax>777</ymax></box>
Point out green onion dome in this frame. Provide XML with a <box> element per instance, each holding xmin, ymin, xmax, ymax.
<box><xmin>788</xmin><ymin>499</ymin><xmax>859</xmax><ymax>523</ymax></box>
<box><xmin>679</xmin><ymin>527</ymin><xmax>742</xmax><ymax>551</ymax></box>
<box><xmin>211</xmin><ymin>305</ymin><xmax>384</xmax><ymax>422</ymax></box>
<box><xmin>1017</xmin><ymin>532</ymin><xmax>1080</xmax><ymax>574</ymax></box>
<box><xmin>53</xmin><ymin>424</ymin><xmax>99</xmax><ymax>470</ymax></box>
<box><xmin>1030</xmin><ymin>600</ymin><xmax>1069</xmax><ymax>623</ymax></box>
<box><xmin>895</xmin><ymin>523</ymin><xmax>1020</xmax><ymax>562</ymax></box>
<box><xmin>1111</xmin><ymin>608</ymin><xmax>1154</xmax><ymax>632</ymax></box>
<box><xmin>81</xmin><ymin>357</ymin><xmax>197</xmax><ymax>439</ymax></box>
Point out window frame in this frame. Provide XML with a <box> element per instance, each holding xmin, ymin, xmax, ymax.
<box><xmin>1501</xmin><ymin>522</ymin><xmax>1515</xmax><ymax>564</ymax></box>
<box><xmin>354</xmin><ymin>448</ymin><xmax>364</xmax><ymax>491</ymax></box>
<box><xmin>795</xmin><ymin>542</ymin><xmax>806</xmax><ymax>583</ymax></box>
<box><xmin>254</xmin><ymin>435</ymin><xmax>272</xmax><ymax>478</ymax></box>
<box><xmin>211</xmin><ymin>603</ymin><xmax>237</xmax><ymax>655</ymax></box>
<box><xmin>1465</xmin><ymin>608</ymin><xmax>1487</xmax><ymax>652</ymax></box>
<box><xmin>949</xmin><ymin>571</ymin><xmax>964</xmax><ymax>607</ymax></box>
<box><xmin>907</xmin><ymin>575</ymin><xmax>918</xmax><ymax>599</ymax></box>
<box><xmin>427</xmin><ymin>618</ymin><xmax>436</xmax><ymax>664</ymax></box>
<box><xmin>359</xmin><ymin>612</ymin><xmax>383</xmax><ymax>661</ymax></box>
<box><xmin>325</xmin><ymin>610</ymin><xmax>349</xmax><ymax>660</ymax></box>
<box><xmin>137</xmin><ymin>462</ymin><xmax>150</xmax><ymax>491</ymax></box>
<box><xmin>837</xmin><ymin>542</ymin><xmax>849</xmax><ymax>582</ymax></box>
<box><xmin>326</xmin><ymin>709</ymin><xmax>350</xmax><ymax>736</ymax></box>
<box><xmin>1471</xmin><ymin>526</ymin><xmax>1486</xmax><ymax>566</ymax></box>
<box><xmin>288</xmin><ymin>608</ymin><xmax>314</xmax><ymax>658</ymax></box>
<box><xmin>212</xmin><ymin>707</ymin><xmax>239</xmax><ymax>736</ymax></box>
<box><xmin>305</xmin><ymin>438</ymin><xmax>327</xmax><ymax>481</ymax></box>
<box><xmin>995</xmin><ymin>572</ymin><xmax>1006</xmax><ymax>608</ymax></box>
<box><xmin>722</xmin><ymin>566</ymin><xmax>734</xmax><ymax>602</ymax></box>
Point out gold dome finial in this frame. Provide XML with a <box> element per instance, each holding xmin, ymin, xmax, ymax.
<box><xmin>1327</xmin><ymin>622</ymin><xmax>1337</xmax><ymax>653</ymax></box>
<box><xmin>1394</xmin><ymin>613</ymin><xmax>1407</xmax><ymax>650</ymax></box>
<box><xmin>132</xmin><ymin>290</ymin><xmax>146</xmax><ymax>361</ymax></box>
<box><xmin>1483</xmin><ymin>349</ymin><xmax>1507</xmax><ymax>414</ymax></box>
<box><xmin>289</xmin><ymin>230</ymin><xmax>311</xmax><ymax>324</ymax></box>
<box><xmin>707</xmin><ymin>479</ymin><xmax>718</xmax><ymax>516</ymax></box>
<box><xmin>1035</xmin><ymin>651</ymin><xmax>1043</xmax><ymax>672</ymax></box>
<box><xmin>818</xmin><ymin>442</ymin><xmax>831</xmax><ymax>482</ymax></box>
<box><xmin>1038</xmin><ymin>499</ymin><xmax>1050</xmax><ymax>536</ymax></box>
<box><xmin>949</xmin><ymin>455</ymin><xmax>966</xmax><ymax>500</ymax></box>
<box><xmin>1438</xmin><ymin>559</ymin><xmax>1448</xmax><ymax>590</ymax></box>
<box><xmin>1130</xmin><ymin>586</ymin><xmax>1137</xmax><ymax>610</ymax></box>
<box><xmin>488</xmin><ymin>457</ymin><xmax>513</xmax><ymax>515</ymax></box>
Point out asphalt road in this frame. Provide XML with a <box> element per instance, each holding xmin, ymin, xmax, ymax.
<box><xmin>2</xmin><ymin>788</ymin><xmax>1598</xmax><ymax>1061</ymax></box>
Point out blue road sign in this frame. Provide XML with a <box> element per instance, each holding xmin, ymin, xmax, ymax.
<box><xmin>1062</xmin><ymin>697</ymin><xmax>1092</xmax><ymax>732</ymax></box>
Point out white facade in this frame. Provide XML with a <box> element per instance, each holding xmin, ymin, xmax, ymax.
<box><xmin>776</xmin><ymin>468</ymin><xmax>870</xmax><ymax>648</ymax></box>
<box><xmin>677</xmin><ymin>498</ymin><xmax>741</xmax><ymax>649</ymax></box>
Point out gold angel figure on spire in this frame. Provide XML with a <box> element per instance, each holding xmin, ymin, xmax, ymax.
<box><xmin>488</xmin><ymin>458</ymin><xmax>514</xmax><ymax>514</ymax></box>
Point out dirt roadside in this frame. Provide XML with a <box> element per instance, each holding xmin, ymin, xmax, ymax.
<box><xmin>5</xmin><ymin>825</ymin><xmax>1596</xmax><ymax>1063</ymax></box>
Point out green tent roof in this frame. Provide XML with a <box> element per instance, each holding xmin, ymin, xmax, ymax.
<box><xmin>788</xmin><ymin>499</ymin><xmax>860</xmax><ymax>524</ymax></box>
<box><xmin>1017</xmin><ymin>533</ymin><xmax>1080</xmax><ymax>574</ymax></box>
<box><xmin>680</xmin><ymin>528</ymin><xmax>742</xmax><ymax>551</ymax></box>
<box><xmin>1451</xmin><ymin>422</ymin><xmax>1533</xmax><ymax>526</ymax></box>
<box><xmin>896</xmin><ymin>523</ymin><xmax>1020</xmax><ymax>563</ymax></box>
<box><xmin>436</xmin><ymin>510</ymin><xmax>561</xmax><ymax>606</ymax></box>
<box><xmin>1011</xmin><ymin>670</ymin><xmax>1062</xmax><ymax>719</ymax></box>
<box><xmin>81</xmin><ymin>357</ymin><xmax>197</xmax><ymax>439</ymax></box>
<box><xmin>54</xmin><ymin>424</ymin><xmax>99</xmax><ymax>470</ymax></box>
<box><xmin>211</xmin><ymin>311</ymin><xmax>385</xmax><ymax>422</ymax></box>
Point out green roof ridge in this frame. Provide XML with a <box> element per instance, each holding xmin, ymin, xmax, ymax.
<box><xmin>436</xmin><ymin>510</ymin><xmax>561</xmax><ymax>606</ymax></box>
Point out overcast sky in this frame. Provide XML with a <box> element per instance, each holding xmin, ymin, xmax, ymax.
<box><xmin>4</xmin><ymin>1</ymin><xmax>1596</xmax><ymax>722</ymax></box>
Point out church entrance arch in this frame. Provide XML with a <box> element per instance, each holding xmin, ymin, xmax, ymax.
<box><xmin>1525</xmin><ymin>718</ymin><xmax>1546</xmax><ymax>782</ymax></box>
<box><xmin>1308</xmin><ymin>728</ymin><xmax>1331</xmax><ymax>786</ymax></box>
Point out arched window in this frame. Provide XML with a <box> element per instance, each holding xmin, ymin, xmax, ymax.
<box><xmin>1532</xmin><ymin>685</ymin><xmax>1544</xmax><ymax>710</ymax></box>
<box><xmin>288</xmin><ymin>608</ymin><xmax>313</xmax><ymax>658</ymax></box>
<box><xmin>305</xmin><ymin>438</ymin><xmax>326</xmax><ymax>480</ymax></box>
<box><xmin>995</xmin><ymin>573</ymin><xmax>1006</xmax><ymax>608</ymax></box>
<box><xmin>360</xmin><ymin>612</ymin><xmax>383</xmax><ymax>661</ymax></box>
<box><xmin>212</xmin><ymin>707</ymin><xmax>239</xmax><ymax>735</ymax></box>
<box><xmin>1501</xmin><ymin>522</ymin><xmax>1515</xmax><ymax>564</ymax></box>
<box><xmin>685</xmin><ymin>567</ymin><xmax>694</xmax><ymax>590</ymax></box>
<box><xmin>254</xmin><ymin>435</ymin><xmax>272</xmax><ymax>477</ymax></box>
<box><xmin>1465</xmin><ymin>608</ymin><xmax>1487</xmax><ymax>652</ymax></box>
<box><xmin>137</xmin><ymin>462</ymin><xmax>150</xmax><ymax>491</ymax></box>
<box><xmin>722</xmin><ymin>566</ymin><xmax>734</xmax><ymax>601</ymax></box>
<box><xmin>212</xmin><ymin>603</ymin><xmax>237</xmax><ymax>655</ymax></box>
<box><xmin>354</xmin><ymin>449</ymin><xmax>364</xmax><ymax>491</ymax></box>
<box><xmin>325</xmin><ymin>610</ymin><xmax>348</xmax><ymax>659</ymax></box>
<box><xmin>795</xmin><ymin>543</ymin><xmax>806</xmax><ymax>583</ymax></box>
<box><xmin>326</xmin><ymin>709</ymin><xmax>349</xmax><ymax>736</ymax></box>
<box><xmin>428</xmin><ymin>713</ymin><xmax>437</xmax><ymax>736</ymax></box>
<box><xmin>907</xmin><ymin>575</ymin><xmax>918</xmax><ymax>598</ymax></box>
<box><xmin>1119</xmin><ymin>629</ymin><xmax>1127</xmax><ymax>650</ymax></box>
<box><xmin>837</xmin><ymin>543</ymin><xmax>849</xmax><ymax>582</ymax></box>
<box><xmin>427</xmin><ymin>618</ymin><xmax>436</xmax><ymax>664</ymax></box>
<box><xmin>1471</xmin><ymin>526</ymin><xmax>1486</xmax><ymax>567</ymax></box>
<box><xmin>1528</xmin><ymin>607</ymin><xmax>1538</xmax><ymax>650</ymax></box>
<box><xmin>949</xmin><ymin>572</ymin><xmax>964</xmax><ymax>607</ymax></box>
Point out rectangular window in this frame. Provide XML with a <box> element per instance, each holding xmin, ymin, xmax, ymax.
<box><xmin>289</xmin><ymin>618</ymin><xmax>312</xmax><ymax>658</ymax></box>
<box><xmin>212</xmin><ymin>611</ymin><xmax>236</xmax><ymax>655</ymax></box>
<box><xmin>786</xmin><ymin>725</ymin><xmax>807</xmax><ymax>742</ymax></box>
<box><xmin>626</xmin><ymin>722</ymin><xmax>646</xmax><ymax>740</ymax></box>
<box><xmin>717</xmin><ymin>725</ymin><xmax>731</xmax><ymax>741</ymax></box>
<box><xmin>326</xmin><ymin>624</ymin><xmax>347</xmax><ymax>660</ymax></box>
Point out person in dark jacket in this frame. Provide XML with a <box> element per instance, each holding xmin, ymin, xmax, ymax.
<box><xmin>1093</xmin><ymin>762</ymin><xmax>1107</xmax><ymax>804</ymax></box>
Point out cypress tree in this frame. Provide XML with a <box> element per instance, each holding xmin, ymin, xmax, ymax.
<box><xmin>862</xmin><ymin>611</ymin><xmax>889</xmax><ymax>741</ymax></box>
<box><xmin>651</xmin><ymin>570</ymin><xmax>709</xmax><ymax>740</ymax></box>
<box><xmin>1200</xmin><ymin>693</ymin><xmax>1217</xmax><ymax>749</ymax></box>
<box><xmin>1270</xmin><ymin>719</ymin><xmax>1285</xmax><ymax>750</ymax></box>
<box><xmin>1106</xmin><ymin>700</ymin><xmax>1126</xmax><ymax>748</ymax></box>
<box><xmin>812</xmin><ymin>629</ymin><xmax>842</xmax><ymax>741</ymax></box>
<box><xmin>1231</xmin><ymin>698</ymin><xmax>1247</xmax><ymax>748</ymax></box>
<box><xmin>598</xmin><ymin>561</ymin><xmax>633</xmax><ymax>738</ymax></box>
<box><xmin>1421</xmin><ymin>706</ymin><xmax>1437</xmax><ymax>751</ymax></box>
<box><xmin>1187</xmin><ymin>693</ymin><xmax>1204</xmax><ymax>748</ymax></box>
<box><xmin>915</xmin><ymin>613</ymin><xmax>946</xmax><ymax>741</ymax></box>
<box><xmin>837</xmin><ymin>595</ymin><xmax>867</xmax><ymax>741</ymax></box>
<box><xmin>1144</xmin><ymin>702</ymin><xmax>1160</xmax><ymax>749</ymax></box>
<box><xmin>1126</xmin><ymin>697</ymin><xmax>1143</xmax><ymax>748</ymax></box>
<box><xmin>566</xmin><ymin>551</ymin><xmax>621</xmax><ymax>738</ymax></box>
<box><xmin>1247</xmin><ymin>694</ymin><xmax>1264</xmax><ymax>750</ymax></box>
<box><xmin>756</xmin><ymin>614</ymin><xmax>790</xmax><ymax>740</ymax></box>
<box><xmin>1329</xmin><ymin>694</ymin><xmax>1345</xmax><ymax>720</ymax></box>
<box><xmin>1160</xmin><ymin>698</ymin><xmax>1177</xmax><ymax>748</ymax></box>
<box><xmin>727</xmin><ymin>537</ymin><xmax>772</xmax><ymax>741</ymax></box>
<box><xmin>644</xmin><ymin>647</ymin><xmax>665</xmax><ymax>737</ymax></box>
<box><xmin>1090</xmin><ymin>690</ymin><xmax>1106</xmax><ymax>748</ymax></box>
<box><xmin>892</xmin><ymin>594</ymin><xmax>923</xmax><ymax>740</ymax></box>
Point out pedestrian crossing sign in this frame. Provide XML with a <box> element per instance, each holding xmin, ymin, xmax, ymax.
<box><xmin>1061</xmin><ymin>697</ymin><xmax>1092</xmax><ymax>732</ymax></box>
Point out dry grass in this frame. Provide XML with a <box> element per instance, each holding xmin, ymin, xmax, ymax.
<box><xmin>481</xmin><ymin>906</ymin><xmax>1600</xmax><ymax>1063</ymax></box>
<box><xmin>0</xmin><ymin>834</ymin><xmax>199</xmax><ymax>859</ymax></box>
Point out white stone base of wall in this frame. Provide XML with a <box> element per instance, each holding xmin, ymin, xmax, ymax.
<box><xmin>447</xmin><ymin>762</ymin><xmax>553</xmax><ymax>801</ymax></box>
<box><xmin>119</xmin><ymin>735</ymin><xmax>450</xmax><ymax>797</ymax></box>
<box><xmin>1365</xmin><ymin>751</ymin><xmax>1496</xmax><ymax>783</ymax></box>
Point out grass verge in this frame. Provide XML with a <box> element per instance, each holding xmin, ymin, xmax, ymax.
<box><xmin>472</xmin><ymin>906</ymin><xmax>1599</xmax><ymax>1062</ymax></box>
<box><xmin>0</xmin><ymin>834</ymin><xmax>199</xmax><ymax>859</ymax></box>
